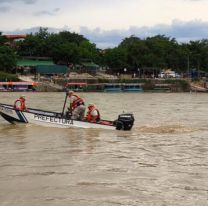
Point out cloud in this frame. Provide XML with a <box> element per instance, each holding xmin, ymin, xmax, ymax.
<box><xmin>33</xmin><ymin>8</ymin><xmax>60</xmax><ymax>16</ymax></box>
<box><xmin>0</xmin><ymin>6</ymin><xmax>11</xmax><ymax>12</ymax></box>
<box><xmin>22</xmin><ymin>0</ymin><xmax>37</xmax><ymax>3</ymax></box>
<box><xmin>80</xmin><ymin>19</ymin><xmax>208</xmax><ymax>48</ymax></box>
<box><xmin>4</xmin><ymin>19</ymin><xmax>208</xmax><ymax>48</ymax></box>
<box><xmin>6</xmin><ymin>26</ymin><xmax>65</xmax><ymax>35</ymax></box>
<box><xmin>0</xmin><ymin>0</ymin><xmax>37</xmax><ymax>4</ymax></box>
<box><xmin>142</xmin><ymin>19</ymin><xmax>208</xmax><ymax>42</ymax></box>
<box><xmin>0</xmin><ymin>0</ymin><xmax>36</xmax><ymax>14</ymax></box>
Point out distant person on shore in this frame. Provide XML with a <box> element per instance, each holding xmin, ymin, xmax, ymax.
<box><xmin>86</xmin><ymin>104</ymin><xmax>100</xmax><ymax>123</ymax></box>
<box><xmin>14</xmin><ymin>95</ymin><xmax>27</xmax><ymax>111</ymax></box>
<box><xmin>67</xmin><ymin>90</ymin><xmax>86</xmax><ymax>120</ymax></box>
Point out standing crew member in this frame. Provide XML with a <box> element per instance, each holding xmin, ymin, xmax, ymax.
<box><xmin>86</xmin><ymin>104</ymin><xmax>100</xmax><ymax>123</ymax></box>
<box><xmin>67</xmin><ymin>90</ymin><xmax>86</xmax><ymax>120</ymax></box>
<box><xmin>14</xmin><ymin>95</ymin><xmax>27</xmax><ymax>111</ymax></box>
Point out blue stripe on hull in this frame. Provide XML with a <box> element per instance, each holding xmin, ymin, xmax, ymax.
<box><xmin>16</xmin><ymin>110</ymin><xmax>28</xmax><ymax>123</ymax></box>
<box><xmin>21</xmin><ymin>112</ymin><xmax>28</xmax><ymax>123</ymax></box>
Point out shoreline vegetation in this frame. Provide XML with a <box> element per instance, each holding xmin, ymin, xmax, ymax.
<box><xmin>0</xmin><ymin>72</ymin><xmax>19</xmax><ymax>82</ymax></box>
<box><xmin>1</xmin><ymin>28</ymin><xmax>208</xmax><ymax>93</ymax></box>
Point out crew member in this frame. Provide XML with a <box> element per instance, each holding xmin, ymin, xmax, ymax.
<box><xmin>67</xmin><ymin>90</ymin><xmax>86</xmax><ymax>120</ymax></box>
<box><xmin>86</xmin><ymin>104</ymin><xmax>100</xmax><ymax>123</ymax></box>
<box><xmin>14</xmin><ymin>95</ymin><xmax>27</xmax><ymax>111</ymax></box>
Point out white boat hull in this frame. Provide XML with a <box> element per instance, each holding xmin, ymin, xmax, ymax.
<box><xmin>0</xmin><ymin>104</ymin><xmax>117</xmax><ymax>130</ymax></box>
<box><xmin>26</xmin><ymin>112</ymin><xmax>116</xmax><ymax>130</ymax></box>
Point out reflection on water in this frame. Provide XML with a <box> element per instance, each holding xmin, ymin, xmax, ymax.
<box><xmin>0</xmin><ymin>92</ymin><xmax>208</xmax><ymax>206</ymax></box>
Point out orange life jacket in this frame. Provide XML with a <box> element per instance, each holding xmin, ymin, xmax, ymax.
<box><xmin>86</xmin><ymin>106</ymin><xmax>100</xmax><ymax>122</ymax></box>
<box><xmin>14</xmin><ymin>98</ymin><xmax>26</xmax><ymax>111</ymax></box>
<box><xmin>69</xmin><ymin>94</ymin><xmax>84</xmax><ymax>110</ymax></box>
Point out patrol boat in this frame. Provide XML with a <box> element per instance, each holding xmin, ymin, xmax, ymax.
<box><xmin>0</xmin><ymin>103</ymin><xmax>134</xmax><ymax>130</ymax></box>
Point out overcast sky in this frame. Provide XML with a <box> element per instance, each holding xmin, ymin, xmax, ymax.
<box><xmin>1</xmin><ymin>0</ymin><xmax>208</xmax><ymax>48</ymax></box>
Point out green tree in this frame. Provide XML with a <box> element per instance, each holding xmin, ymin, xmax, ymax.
<box><xmin>0</xmin><ymin>32</ymin><xmax>7</xmax><ymax>46</ymax></box>
<box><xmin>0</xmin><ymin>46</ymin><xmax>17</xmax><ymax>72</ymax></box>
<box><xmin>200</xmin><ymin>40</ymin><xmax>208</xmax><ymax>72</ymax></box>
<box><xmin>15</xmin><ymin>28</ymin><xmax>208</xmax><ymax>73</ymax></box>
<box><xmin>79</xmin><ymin>40</ymin><xmax>101</xmax><ymax>62</ymax></box>
<box><xmin>17</xmin><ymin>28</ymin><xmax>101</xmax><ymax>65</ymax></box>
<box><xmin>51</xmin><ymin>42</ymin><xmax>80</xmax><ymax>64</ymax></box>
<box><xmin>103</xmin><ymin>47</ymin><xmax>128</xmax><ymax>72</ymax></box>
<box><xmin>119</xmin><ymin>36</ymin><xmax>149</xmax><ymax>69</ymax></box>
<box><xmin>17</xmin><ymin>28</ymin><xmax>51</xmax><ymax>57</ymax></box>
<box><xmin>176</xmin><ymin>43</ymin><xmax>190</xmax><ymax>72</ymax></box>
<box><xmin>187</xmin><ymin>40</ymin><xmax>208</xmax><ymax>71</ymax></box>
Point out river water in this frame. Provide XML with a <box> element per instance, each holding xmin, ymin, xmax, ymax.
<box><xmin>0</xmin><ymin>92</ymin><xmax>208</xmax><ymax>206</ymax></box>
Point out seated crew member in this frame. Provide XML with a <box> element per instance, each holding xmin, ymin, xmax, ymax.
<box><xmin>14</xmin><ymin>95</ymin><xmax>27</xmax><ymax>111</ymax></box>
<box><xmin>86</xmin><ymin>104</ymin><xmax>100</xmax><ymax>123</ymax></box>
<box><xmin>67</xmin><ymin>90</ymin><xmax>86</xmax><ymax>120</ymax></box>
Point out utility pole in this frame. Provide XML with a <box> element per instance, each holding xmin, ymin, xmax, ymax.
<box><xmin>187</xmin><ymin>55</ymin><xmax>190</xmax><ymax>78</ymax></box>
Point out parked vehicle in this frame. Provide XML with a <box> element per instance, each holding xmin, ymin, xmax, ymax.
<box><xmin>158</xmin><ymin>70</ymin><xmax>180</xmax><ymax>78</ymax></box>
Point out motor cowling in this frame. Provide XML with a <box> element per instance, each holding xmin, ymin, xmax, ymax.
<box><xmin>115</xmin><ymin>113</ymin><xmax>134</xmax><ymax>130</ymax></box>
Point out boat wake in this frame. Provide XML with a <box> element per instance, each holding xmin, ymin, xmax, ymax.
<box><xmin>136</xmin><ymin>125</ymin><xmax>201</xmax><ymax>134</ymax></box>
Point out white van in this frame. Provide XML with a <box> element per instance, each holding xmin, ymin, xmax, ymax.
<box><xmin>158</xmin><ymin>71</ymin><xmax>180</xmax><ymax>78</ymax></box>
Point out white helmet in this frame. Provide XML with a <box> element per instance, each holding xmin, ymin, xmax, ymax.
<box><xmin>68</xmin><ymin>90</ymin><xmax>74</xmax><ymax>94</ymax></box>
<box><xmin>20</xmin><ymin>95</ymin><xmax>26</xmax><ymax>99</ymax></box>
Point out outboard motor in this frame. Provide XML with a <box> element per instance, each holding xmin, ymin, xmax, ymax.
<box><xmin>115</xmin><ymin>113</ymin><xmax>134</xmax><ymax>130</ymax></box>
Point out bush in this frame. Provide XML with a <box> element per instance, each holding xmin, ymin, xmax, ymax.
<box><xmin>163</xmin><ymin>79</ymin><xmax>190</xmax><ymax>92</ymax></box>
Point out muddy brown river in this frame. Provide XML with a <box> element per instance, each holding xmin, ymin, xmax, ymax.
<box><xmin>0</xmin><ymin>92</ymin><xmax>208</xmax><ymax>206</ymax></box>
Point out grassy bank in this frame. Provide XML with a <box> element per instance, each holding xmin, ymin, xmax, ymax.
<box><xmin>0</xmin><ymin>72</ymin><xmax>19</xmax><ymax>82</ymax></box>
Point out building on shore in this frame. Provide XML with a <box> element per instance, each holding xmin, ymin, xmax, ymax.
<box><xmin>16</xmin><ymin>58</ymin><xmax>69</xmax><ymax>79</ymax></box>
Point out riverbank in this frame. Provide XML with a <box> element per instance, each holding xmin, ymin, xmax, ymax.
<box><xmin>54</xmin><ymin>78</ymin><xmax>191</xmax><ymax>92</ymax></box>
<box><xmin>1</xmin><ymin>73</ymin><xmax>208</xmax><ymax>92</ymax></box>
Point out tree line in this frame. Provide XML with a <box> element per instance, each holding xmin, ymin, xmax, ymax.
<box><xmin>1</xmin><ymin>28</ymin><xmax>208</xmax><ymax>74</ymax></box>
